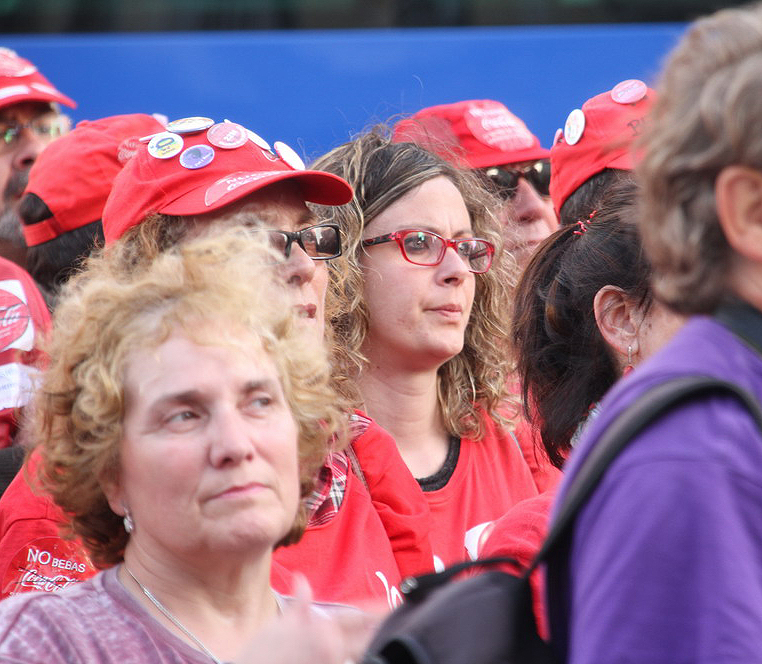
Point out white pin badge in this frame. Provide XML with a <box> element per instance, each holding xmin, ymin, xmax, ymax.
<box><xmin>247</xmin><ymin>129</ymin><xmax>271</xmax><ymax>152</ymax></box>
<box><xmin>610</xmin><ymin>79</ymin><xmax>648</xmax><ymax>105</ymax></box>
<box><xmin>147</xmin><ymin>132</ymin><xmax>184</xmax><ymax>159</ymax></box>
<box><xmin>166</xmin><ymin>116</ymin><xmax>215</xmax><ymax>134</ymax></box>
<box><xmin>274</xmin><ymin>141</ymin><xmax>305</xmax><ymax>170</ymax></box>
<box><xmin>563</xmin><ymin>109</ymin><xmax>585</xmax><ymax>146</ymax></box>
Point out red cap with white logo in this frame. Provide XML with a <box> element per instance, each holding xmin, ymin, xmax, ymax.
<box><xmin>102</xmin><ymin>119</ymin><xmax>354</xmax><ymax>244</ymax></box>
<box><xmin>22</xmin><ymin>113</ymin><xmax>166</xmax><ymax>246</ymax></box>
<box><xmin>549</xmin><ymin>79</ymin><xmax>656</xmax><ymax>215</ymax></box>
<box><xmin>0</xmin><ymin>48</ymin><xmax>75</xmax><ymax>110</ymax></box>
<box><xmin>392</xmin><ymin>99</ymin><xmax>549</xmax><ymax>169</ymax></box>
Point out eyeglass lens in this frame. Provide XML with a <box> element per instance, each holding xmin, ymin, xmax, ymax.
<box><xmin>485</xmin><ymin>161</ymin><xmax>551</xmax><ymax>199</ymax></box>
<box><xmin>268</xmin><ymin>224</ymin><xmax>341</xmax><ymax>260</ymax></box>
<box><xmin>0</xmin><ymin>117</ymin><xmax>66</xmax><ymax>148</ymax></box>
<box><xmin>401</xmin><ymin>231</ymin><xmax>492</xmax><ymax>273</ymax></box>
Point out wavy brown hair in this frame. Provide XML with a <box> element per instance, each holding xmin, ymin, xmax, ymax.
<box><xmin>30</xmin><ymin>228</ymin><xmax>344</xmax><ymax>568</ymax></box>
<box><xmin>312</xmin><ymin>127</ymin><xmax>519</xmax><ymax>438</ymax></box>
<box><xmin>638</xmin><ymin>2</ymin><xmax>762</xmax><ymax>314</ymax></box>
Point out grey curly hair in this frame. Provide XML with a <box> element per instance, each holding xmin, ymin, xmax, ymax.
<box><xmin>638</xmin><ymin>2</ymin><xmax>762</xmax><ymax>314</ymax></box>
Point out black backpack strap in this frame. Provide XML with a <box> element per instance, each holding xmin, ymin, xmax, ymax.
<box><xmin>525</xmin><ymin>375</ymin><xmax>762</xmax><ymax>575</ymax></box>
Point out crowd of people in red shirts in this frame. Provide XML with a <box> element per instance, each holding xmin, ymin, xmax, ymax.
<box><xmin>0</xmin><ymin>2</ymin><xmax>757</xmax><ymax>661</ymax></box>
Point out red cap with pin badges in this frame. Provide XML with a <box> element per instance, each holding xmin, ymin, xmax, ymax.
<box><xmin>549</xmin><ymin>79</ymin><xmax>656</xmax><ymax>215</ymax></box>
<box><xmin>102</xmin><ymin>117</ymin><xmax>354</xmax><ymax>244</ymax></box>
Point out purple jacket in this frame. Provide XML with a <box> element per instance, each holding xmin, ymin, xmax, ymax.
<box><xmin>547</xmin><ymin>309</ymin><xmax>762</xmax><ymax>663</ymax></box>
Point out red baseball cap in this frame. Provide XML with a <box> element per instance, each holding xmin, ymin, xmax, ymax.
<box><xmin>102</xmin><ymin>118</ymin><xmax>354</xmax><ymax>244</ymax></box>
<box><xmin>549</xmin><ymin>79</ymin><xmax>656</xmax><ymax>215</ymax></box>
<box><xmin>22</xmin><ymin>113</ymin><xmax>166</xmax><ymax>247</ymax></box>
<box><xmin>392</xmin><ymin>99</ymin><xmax>549</xmax><ymax>169</ymax></box>
<box><xmin>0</xmin><ymin>255</ymin><xmax>52</xmax><ymax>446</ymax></box>
<box><xmin>0</xmin><ymin>48</ymin><xmax>75</xmax><ymax>111</ymax></box>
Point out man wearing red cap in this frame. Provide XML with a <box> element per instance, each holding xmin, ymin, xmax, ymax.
<box><xmin>393</xmin><ymin>100</ymin><xmax>558</xmax><ymax>266</ymax></box>
<box><xmin>0</xmin><ymin>48</ymin><xmax>75</xmax><ymax>267</ymax></box>
<box><xmin>549</xmin><ymin>78</ymin><xmax>655</xmax><ymax>226</ymax></box>
<box><xmin>20</xmin><ymin>113</ymin><xmax>165</xmax><ymax>306</ymax></box>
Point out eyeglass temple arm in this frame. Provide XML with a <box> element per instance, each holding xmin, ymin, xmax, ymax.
<box><xmin>361</xmin><ymin>234</ymin><xmax>394</xmax><ymax>247</ymax></box>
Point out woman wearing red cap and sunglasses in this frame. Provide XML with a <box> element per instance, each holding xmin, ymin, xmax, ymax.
<box><xmin>276</xmin><ymin>127</ymin><xmax>539</xmax><ymax>580</ymax></box>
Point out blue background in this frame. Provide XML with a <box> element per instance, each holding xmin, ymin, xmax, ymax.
<box><xmin>2</xmin><ymin>24</ymin><xmax>686</xmax><ymax>162</ymax></box>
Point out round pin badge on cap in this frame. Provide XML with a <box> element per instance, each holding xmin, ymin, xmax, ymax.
<box><xmin>610</xmin><ymin>79</ymin><xmax>648</xmax><ymax>105</ymax></box>
<box><xmin>147</xmin><ymin>132</ymin><xmax>184</xmax><ymax>159</ymax></box>
<box><xmin>553</xmin><ymin>127</ymin><xmax>563</xmax><ymax>146</ymax></box>
<box><xmin>563</xmin><ymin>109</ymin><xmax>586</xmax><ymax>146</ymax></box>
<box><xmin>166</xmin><ymin>116</ymin><xmax>215</xmax><ymax>135</ymax></box>
<box><xmin>247</xmin><ymin>129</ymin><xmax>271</xmax><ymax>152</ymax></box>
<box><xmin>207</xmin><ymin>122</ymin><xmax>248</xmax><ymax>149</ymax></box>
<box><xmin>179</xmin><ymin>144</ymin><xmax>215</xmax><ymax>170</ymax></box>
<box><xmin>274</xmin><ymin>141</ymin><xmax>305</xmax><ymax>170</ymax></box>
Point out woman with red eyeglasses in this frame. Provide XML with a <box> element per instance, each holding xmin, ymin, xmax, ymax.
<box><xmin>303</xmin><ymin>127</ymin><xmax>539</xmax><ymax>575</ymax></box>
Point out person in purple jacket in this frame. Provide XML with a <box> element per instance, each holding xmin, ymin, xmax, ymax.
<box><xmin>547</xmin><ymin>3</ymin><xmax>762</xmax><ymax>663</ymax></box>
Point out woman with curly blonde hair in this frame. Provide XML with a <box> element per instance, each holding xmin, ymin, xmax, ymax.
<box><xmin>307</xmin><ymin>127</ymin><xmax>538</xmax><ymax>569</ymax></box>
<box><xmin>0</xmin><ymin>229</ymin><xmax>372</xmax><ymax>664</ymax></box>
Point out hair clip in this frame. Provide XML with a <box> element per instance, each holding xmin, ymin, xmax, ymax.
<box><xmin>573</xmin><ymin>209</ymin><xmax>597</xmax><ymax>236</ymax></box>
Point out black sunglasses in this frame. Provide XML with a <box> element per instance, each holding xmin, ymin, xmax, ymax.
<box><xmin>483</xmin><ymin>160</ymin><xmax>551</xmax><ymax>199</ymax></box>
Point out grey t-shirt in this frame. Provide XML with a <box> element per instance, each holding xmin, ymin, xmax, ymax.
<box><xmin>0</xmin><ymin>566</ymin><xmax>339</xmax><ymax>663</ymax></box>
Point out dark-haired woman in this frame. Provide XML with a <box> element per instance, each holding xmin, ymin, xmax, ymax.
<box><xmin>478</xmin><ymin>181</ymin><xmax>684</xmax><ymax>633</ymax></box>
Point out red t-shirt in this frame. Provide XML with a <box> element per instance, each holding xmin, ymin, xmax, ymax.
<box><xmin>422</xmin><ymin>413</ymin><xmax>540</xmax><ymax>568</ymax></box>
<box><xmin>273</xmin><ymin>413</ymin><xmax>432</xmax><ymax>609</ymax></box>
<box><xmin>478</xmin><ymin>489</ymin><xmax>556</xmax><ymax>640</ymax></box>
<box><xmin>0</xmin><ymin>452</ymin><xmax>96</xmax><ymax>598</ymax></box>
<box><xmin>272</xmin><ymin>463</ymin><xmax>404</xmax><ymax>609</ymax></box>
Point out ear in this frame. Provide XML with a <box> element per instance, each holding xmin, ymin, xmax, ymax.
<box><xmin>99</xmin><ymin>471</ymin><xmax>126</xmax><ymax>518</ymax></box>
<box><xmin>715</xmin><ymin>165</ymin><xmax>762</xmax><ymax>263</ymax></box>
<box><xmin>593</xmin><ymin>285</ymin><xmax>641</xmax><ymax>365</ymax></box>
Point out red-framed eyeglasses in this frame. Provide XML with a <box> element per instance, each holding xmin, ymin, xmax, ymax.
<box><xmin>362</xmin><ymin>229</ymin><xmax>494</xmax><ymax>274</ymax></box>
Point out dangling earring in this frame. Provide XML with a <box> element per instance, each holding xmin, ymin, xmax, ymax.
<box><xmin>123</xmin><ymin>507</ymin><xmax>134</xmax><ymax>534</ymax></box>
<box><xmin>623</xmin><ymin>345</ymin><xmax>635</xmax><ymax>376</ymax></box>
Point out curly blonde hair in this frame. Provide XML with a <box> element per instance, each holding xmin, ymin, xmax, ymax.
<box><xmin>312</xmin><ymin>127</ymin><xmax>519</xmax><ymax>439</ymax></box>
<box><xmin>30</xmin><ymin>227</ymin><xmax>344</xmax><ymax>568</ymax></box>
<box><xmin>638</xmin><ymin>2</ymin><xmax>762</xmax><ymax>314</ymax></box>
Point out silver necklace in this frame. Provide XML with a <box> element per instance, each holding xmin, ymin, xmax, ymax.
<box><xmin>124</xmin><ymin>565</ymin><xmax>224</xmax><ymax>664</ymax></box>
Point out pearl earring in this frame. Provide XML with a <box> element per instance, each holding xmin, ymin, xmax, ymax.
<box><xmin>123</xmin><ymin>507</ymin><xmax>134</xmax><ymax>534</ymax></box>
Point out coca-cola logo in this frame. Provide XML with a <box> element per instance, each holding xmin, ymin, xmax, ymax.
<box><xmin>2</xmin><ymin>537</ymin><xmax>96</xmax><ymax>598</ymax></box>
<box><xmin>18</xmin><ymin>568</ymin><xmax>78</xmax><ymax>593</ymax></box>
<box><xmin>0</xmin><ymin>289</ymin><xmax>29</xmax><ymax>352</ymax></box>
